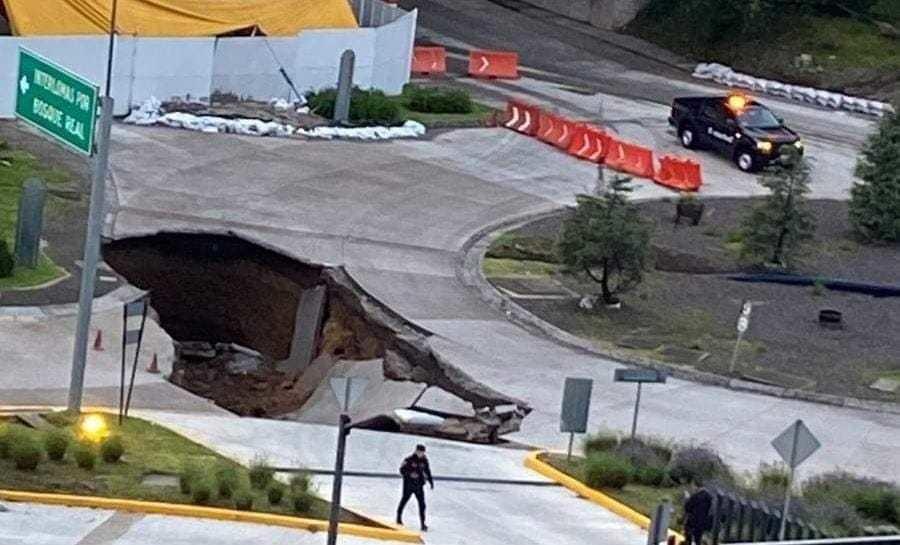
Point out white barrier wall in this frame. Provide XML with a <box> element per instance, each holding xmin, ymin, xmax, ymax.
<box><xmin>0</xmin><ymin>8</ymin><xmax>416</xmax><ymax>118</ymax></box>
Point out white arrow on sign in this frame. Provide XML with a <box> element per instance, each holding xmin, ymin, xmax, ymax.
<box><xmin>737</xmin><ymin>316</ymin><xmax>749</xmax><ymax>333</ymax></box>
<box><xmin>19</xmin><ymin>76</ymin><xmax>30</xmax><ymax>95</ymax></box>
<box><xmin>479</xmin><ymin>56</ymin><xmax>490</xmax><ymax>73</ymax></box>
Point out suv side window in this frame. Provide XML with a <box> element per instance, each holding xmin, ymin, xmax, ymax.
<box><xmin>701</xmin><ymin>102</ymin><xmax>725</xmax><ymax>124</ymax></box>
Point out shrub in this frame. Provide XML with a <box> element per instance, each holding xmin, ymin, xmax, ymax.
<box><xmin>234</xmin><ymin>488</ymin><xmax>254</xmax><ymax>511</ymax></box>
<box><xmin>191</xmin><ymin>477</ymin><xmax>213</xmax><ymax>505</ymax></box>
<box><xmin>44</xmin><ymin>428</ymin><xmax>71</xmax><ymax>462</ymax></box>
<box><xmin>73</xmin><ymin>442</ymin><xmax>97</xmax><ymax>470</ymax></box>
<box><xmin>804</xmin><ymin>472</ymin><xmax>900</xmax><ymax>524</ymax></box>
<box><xmin>849</xmin><ymin>110</ymin><xmax>900</xmax><ymax>242</ymax></box>
<box><xmin>405</xmin><ymin>85</ymin><xmax>474</xmax><ymax>114</ymax></box>
<box><xmin>249</xmin><ymin>458</ymin><xmax>275</xmax><ymax>490</ymax></box>
<box><xmin>215</xmin><ymin>463</ymin><xmax>241</xmax><ymax>499</ymax></box>
<box><xmin>584</xmin><ymin>433</ymin><xmax>619</xmax><ymax>455</ymax></box>
<box><xmin>306</xmin><ymin>87</ymin><xmax>402</xmax><ymax>126</ymax></box>
<box><xmin>11</xmin><ymin>435</ymin><xmax>42</xmax><ymax>470</ymax></box>
<box><xmin>290</xmin><ymin>472</ymin><xmax>312</xmax><ymax>494</ymax></box>
<box><xmin>667</xmin><ymin>446</ymin><xmax>732</xmax><ymax>485</ymax></box>
<box><xmin>584</xmin><ymin>452</ymin><xmax>634</xmax><ymax>490</ymax></box>
<box><xmin>614</xmin><ymin>437</ymin><xmax>673</xmax><ymax>470</ymax></box>
<box><xmin>291</xmin><ymin>492</ymin><xmax>314</xmax><ymax>513</ymax></box>
<box><xmin>180</xmin><ymin>460</ymin><xmax>204</xmax><ymax>494</ymax></box>
<box><xmin>0</xmin><ymin>424</ymin><xmax>32</xmax><ymax>459</ymax></box>
<box><xmin>757</xmin><ymin>462</ymin><xmax>790</xmax><ymax>492</ymax></box>
<box><xmin>635</xmin><ymin>466</ymin><xmax>668</xmax><ymax>487</ymax></box>
<box><xmin>0</xmin><ymin>239</ymin><xmax>14</xmax><ymax>278</ymax></box>
<box><xmin>267</xmin><ymin>483</ymin><xmax>286</xmax><ymax>505</ymax></box>
<box><xmin>100</xmin><ymin>435</ymin><xmax>125</xmax><ymax>463</ymax></box>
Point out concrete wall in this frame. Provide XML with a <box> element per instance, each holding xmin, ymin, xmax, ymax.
<box><xmin>516</xmin><ymin>0</ymin><xmax>649</xmax><ymax>29</ymax></box>
<box><xmin>0</xmin><ymin>3</ymin><xmax>416</xmax><ymax>118</ymax></box>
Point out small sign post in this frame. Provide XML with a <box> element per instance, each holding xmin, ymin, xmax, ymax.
<box><xmin>614</xmin><ymin>368</ymin><xmax>667</xmax><ymax>440</ymax></box>
<box><xmin>728</xmin><ymin>300</ymin><xmax>753</xmax><ymax>374</ymax></box>
<box><xmin>772</xmin><ymin>419</ymin><xmax>821</xmax><ymax>540</ymax></box>
<box><xmin>327</xmin><ymin>376</ymin><xmax>368</xmax><ymax>545</ymax></box>
<box><xmin>560</xmin><ymin>378</ymin><xmax>593</xmax><ymax>461</ymax></box>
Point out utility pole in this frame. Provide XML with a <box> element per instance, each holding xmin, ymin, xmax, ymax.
<box><xmin>67</xmin><ymin>0</ymin><xmax>118</xmax><ymax>412</ymax></box>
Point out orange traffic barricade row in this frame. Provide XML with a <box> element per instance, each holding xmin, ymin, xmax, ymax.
<box><xmin>411</xmin><ymin>46</ymin><xmax>447</xmax><ymax>75</ymax></box>
<box><xmin>469</xmin><ymin>50</ymin><xmax>519</xmax><ymax>79</ymax></box>
<box><xmin>552</xmin><ymin>118</ymin><xmax>577</xmax><ymax>150</ymax></box>
<box><xmin>605</xmin><ymin>138</ymin><xmax>656</xmax><ymax>179</ymax></box>
<box><xmin>504</xmin><ymin>100</ymin><xmax>539</xmax><ymax>136</ymax></box>
<box><xmin>537</xmin><ymin>111</ymin><xmax>561</xmax><ymax>144</ymax></box>
<box><xmin>654</xmin><ymin>155</ymin><xmax>703</xmax><ymax>191</ymax></box>
<box><xmin>568</xmin><ymin>125</ymin><xmax>609</xmax><ymax>163</ymax></box>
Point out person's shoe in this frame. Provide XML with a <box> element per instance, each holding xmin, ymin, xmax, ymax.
<box><xmin>421</xmin><ymin>524</ymin><xmax>429</xmax><ymax>532</ymax></box>
<box><xmin>396</xmin><ymin>519</ymin><xmax>403</xmax><ymax>526</ymax></box>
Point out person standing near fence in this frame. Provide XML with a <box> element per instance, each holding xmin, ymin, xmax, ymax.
<box><xmin>396</xmin><ymin>444</ymin><xmax>434</xmax><ymax>531</ymax></box>
<box><xmin>684</xmin><ymin>483</ymin><xmax>713</xmax><ymax>545</ymax></box>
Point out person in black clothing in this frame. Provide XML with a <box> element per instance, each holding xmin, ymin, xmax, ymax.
<box><xmin>396</xmin><ymin>444</ymin><xmax>434</xmax><ymax>531</ymax></box>
<box><xmin>684</xmin><ymin>484</ymin><xmax>713</xmax><ymax>545</ymax></box>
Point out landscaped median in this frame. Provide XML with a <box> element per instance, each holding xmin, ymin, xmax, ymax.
<box><xmin>0</xmin><ymin>412</ymin><xmax>420</xmax><ymax>543</ymax></box>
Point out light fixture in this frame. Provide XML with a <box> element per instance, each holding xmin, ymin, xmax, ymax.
<box><xmin>79</xmin><ymin>413</ymin><xmax>109</xmax><ymax>443</ymax></box>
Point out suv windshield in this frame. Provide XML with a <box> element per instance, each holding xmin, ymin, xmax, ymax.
<box><xmin>737</xmin><ymin>106</ymin><xmax>781</xmax><ymax>129</ymax></box>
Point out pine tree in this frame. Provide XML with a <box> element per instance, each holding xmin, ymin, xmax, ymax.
<box><xmin>849</xmin><ymin>111</ymin><xmax>900</xmax><ymax>242</ymax></box>
<box><xmin>558</xmin><ymin>176</ymin><xmax>651</xmax><ymax>304</ymax></box>
<box><xmin>740</xmin><ymin>149</ymin><xmax>816</xmax><ymax>268</ymax></box>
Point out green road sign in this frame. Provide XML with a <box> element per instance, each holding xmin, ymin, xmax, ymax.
<box><xmin>15</xmin><ymin>48</ymin><xmax>99</xmax><ymax>156</ymax></box>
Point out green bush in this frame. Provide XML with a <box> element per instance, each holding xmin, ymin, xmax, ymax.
<box><xmin>44</xmin><ymin>428</ymin><xmax>71</xmax><ymax>462</ymax></box>
<box><xmin>584</xmin><ymin>433</ymin><xmax>619</xmax><ymax>455</ymax></box>
<box><xmin>267</xmin><ymin>483</ymin><xmax>286</xmax><ymax>505</ymax></box>
<box><xmin>757</xmin><ymin>462</ymin><xmax>790</xmax><ymax>492</ymax></box>
<box><xmin>11</xmin><ymin>435</ymin><xmax>43</xmax><ymax>470</ymax></box>
<box><xmin>100</xmin><ymin>435</ymin><xmax>125</xmax><ymax>463</ymax></box>
<box><xmin>804</xmin><ymin>471</ymin><xmax>900</xmax><ymax>524</ymax></box>
<box><xmin>486</xmin><ymin>233</ymin><xmax>559</xmax><ymax>263</ymax></box>
<box><xmin>850</xmin><ymin>111</ymin><xmax>900</xmax><ymax>242</ymax></box>
<box><xmin>215</xmin><ymin>463</ymin><xmax>241</xmax><ymax>499</ymax></box>
<box><xmin>405</xmin><ymin>85</ymin><xmax>474</xmax><ymax>114</ymax></box>
<box><xmin>180</xmin><ymin>461</ymin><xmax>204</xmax><ymax>494</ymax></box>
<box><xmin>291</xmin><ymin>492</ymin><xmax>314</xmax><ymax>513</ymax></box>
<box><xmin>667</xmin><ymin>446</ymin><xmax>732</xmax><ymax>485</ymax></box>
<box><xmin>306</xmin><ymin>87</ymin><xmax>402</xmax><ymax>126</ymax></box>
<box><xmin>635</xmin><ymin>466</ymin><xmax>668</xmax><ymax>487</ymax></box>
<box><xmin>290</xmin><ymin>472</ymin><xmax>312</xmax><ymax>494</ymax></box>
<box><xmin>73</xmin><ymin>442</ymin><xmax>97</xmax><ymax>470</ymax></box>
<box><xmin>0</xmin><ymin>239</ymin><xmax>14</xmax><ymax>278</ymax></box>
<box><xmin>584</xmin><ymin>452</ymin><xmax>634</xmax><ymax>490</ymax></box>
<box><xmin>0</xmin><ymin>424</ymin><xmax>32</xmax><ymax>459</ymax></box>
<box><xmin>191</xmin><ymin>477</ymin><xmax>214</xmax><ymax>505</ymax></box>
<box><xmin>234</xmin><ymin>488</ymin><xmax>254</xmax><ymax>511</ymax></box>
<box><xmin>614</xmin><ymin>437</ymin><xmax>673</xmax><ymax>470</ymax></box>
<box><xmin>249</xmin><ymin>458</ymin><xmax>275</xmax><ymax>490</ymax></box>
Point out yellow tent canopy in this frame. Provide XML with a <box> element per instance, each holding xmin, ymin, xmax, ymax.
<box><xmin>1</xmin><ymin>0</ymin><xmax>358</xmax><ymax>37</ymax></box>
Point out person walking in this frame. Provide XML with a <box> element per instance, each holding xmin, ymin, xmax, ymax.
<box><xmin>396</xmin><ymin>444</ymin><xmax>434</xmax><ymax>531</ymax></box>
<box><xmin>683</xmin><ymin>483</ymin><xmax>713</xmax><ymax>545</ymax></box>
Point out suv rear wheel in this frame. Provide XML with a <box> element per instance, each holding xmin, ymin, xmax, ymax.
<box><xmin>678</xmin><ymin>124</ymin><xmax>697</xmax><ymax>149</ymax></box>
<box><xmin>734</xmin><ymin>149</ymin><xmax>758</xmax><ymax>172</ymax></box>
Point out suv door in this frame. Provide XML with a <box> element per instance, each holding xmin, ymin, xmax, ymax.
<box><xmin>700</xmin><ymin>101</ymin><xmax>736</xmax><ymax>152</ymax></box>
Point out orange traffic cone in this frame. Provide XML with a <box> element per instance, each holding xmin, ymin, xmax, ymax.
<box><xmin>92</xmin><ymin>330</ymin><xmax>104</xmax><ymax>351</ymax></box>
<box><xmin>146</xmin><ymin>353</ymin><xmax>160</xmax><ymax>374</ymax></box>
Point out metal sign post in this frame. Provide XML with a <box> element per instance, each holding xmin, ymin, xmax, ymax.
<box><xmin>614</xmin><ymin>369</ymin><xmax>667</xmax><ymax>440</ymax></box>
<box><xmin>771</xmin><ymin>420</ymin><xmax>821</xmax><ymax>541</ymax></box>
<box><xmin>729</xmin><ymin>301</ymin><xmax>753</xmax><ymax>374</ymax></box>
<box><xmin>326</xmin><ymin>376</ymin><xmax>368</xmax><ymax>545</ymax></box>
<box><xmin>120</xmin><ymin>295</ymin><xmax>150</xmax><ymax>423</ymax></box>
<box><xmin>560</xmin><ymin>378</ymin><xmax>593</xmax><ymax>461</ymax></box>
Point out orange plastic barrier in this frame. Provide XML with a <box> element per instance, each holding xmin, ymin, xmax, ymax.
<box><xmin>504</xmin><ymin>101</ymin><xmax>539</xmax><ymax>136</ymax></box>
<box><xmin>568</xmin><ymin>125</ymin><xmax>609</xmax><ymax>163</ymax></box>
<box><xmin>537</xmin><ymin>112</ymin><xmax>562</xmax><ymax>144</ymax></box>
<box><xmin>552</xmin><ymin>118</ymin><xmax>577</xmax><ymax>150</ymax></box>
<box><xmin>411</xmin><ymin>46</ymin><xmax>447</xmax><ymax>75</ymax></box>
<box><xmin>469</xmin><ymin>50</ymin><xmax>519</xmax><ymax>79</ymax></box>
<box><xmin>654</xmin><ymin>155</ymin><xmax>703</xmax><ymax>191</ymax></box>
<box><xmin>605</xmin><ymin>138</ymin><xmax>655</xmax><ymax>179</ymax></box>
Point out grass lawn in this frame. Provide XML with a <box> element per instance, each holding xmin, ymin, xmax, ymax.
<box><xmin>0</xmin><ymin>146</ymin><xmax>69</xmax><ymax>289</ymax></box>
<box><xmin>400</xmin><ymin>102</ymin><xmax>495</xmax><ymax>128</ymax></box>
<box><xmin>542</xmin><ymin>453</ymin><xmax>686</xmax><ymax>524</ymax></box>
<box><xmin>483</xmin><ymin>257</ymin><xmax>558</xmax><ymax>278</ymax></box>
<box><xmin>0</xmin><ymin>413</ymin><xmax>366</xmax><ymax>524</ymax></box>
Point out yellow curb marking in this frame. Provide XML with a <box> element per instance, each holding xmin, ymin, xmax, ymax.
<box><xmin>524</xmin><ymin>451</ymin><xmax>684</xmax><ymax>541</ymax></box>
<box><xmin>0</xmin><ymin>490</ymin><xmax>422</xmax><ymax>543</ymax></box>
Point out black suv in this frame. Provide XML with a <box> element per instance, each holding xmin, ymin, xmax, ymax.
<box><xmin>668</xmin><ymin>95</ymin><xmax>803</xmax><ymax>172</ymax></box>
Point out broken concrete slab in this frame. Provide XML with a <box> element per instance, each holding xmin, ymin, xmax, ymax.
<box><xmin>870</xmin><ymin>378</ymin><xmax>900</xmax><ymax>394</ymax></box>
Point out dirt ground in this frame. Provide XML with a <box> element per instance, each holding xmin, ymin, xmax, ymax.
<box><xmin>489</xmin><ymin>198</ymin><xmax>900</xmax><ymax>402</ymax></box>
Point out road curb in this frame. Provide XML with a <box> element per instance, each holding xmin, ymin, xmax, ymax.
<box><xmin>0</xmin><ymin>489</ymin><xmax>422</xmax><ymax>543</ymax></box>
<box><xmin>457</xmin><ymin>209</ymin><xmax>900</xmax><ymax>417</ymax></box>
<box><xmin>524</xmin><ymin>451</ymin><xmax>683</xmax><ymax>540</ymax></box>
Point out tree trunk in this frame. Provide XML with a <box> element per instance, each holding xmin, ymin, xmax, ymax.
<box><xmin>601</xmin><ymin>259</ymin><xmax>613</xmax><ymax>303</ymax></box>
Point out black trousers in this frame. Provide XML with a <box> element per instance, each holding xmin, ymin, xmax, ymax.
<box><xmin>396</xmin><ymin>482</ymin><xmax>426</xmax><ymax>524</ymax></box>
<box><xmin>684</xmin><ymin>526</ymin><xmax>705</xmax><ymax>545</ymax></box>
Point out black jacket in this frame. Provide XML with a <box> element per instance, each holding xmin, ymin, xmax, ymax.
<box><xmin>685</xmin><ymin>488</ymin><xmax>713</xmax><ymax>531</ymax></box>
<box><xmin>400</xmin><ymin>454</ymin><xmax>433</xmax><ymax>488</ymax></box>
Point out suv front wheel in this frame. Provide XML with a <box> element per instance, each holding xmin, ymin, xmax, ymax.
<box><xmin>734</xmin><ymin>149</ymin><xmax>758</xmax><ymax>172</ymax></box>
<box><xmin>678</xmin><ymin>124</ymin><xmax>698</xmax><ymax>149</ymax></box>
